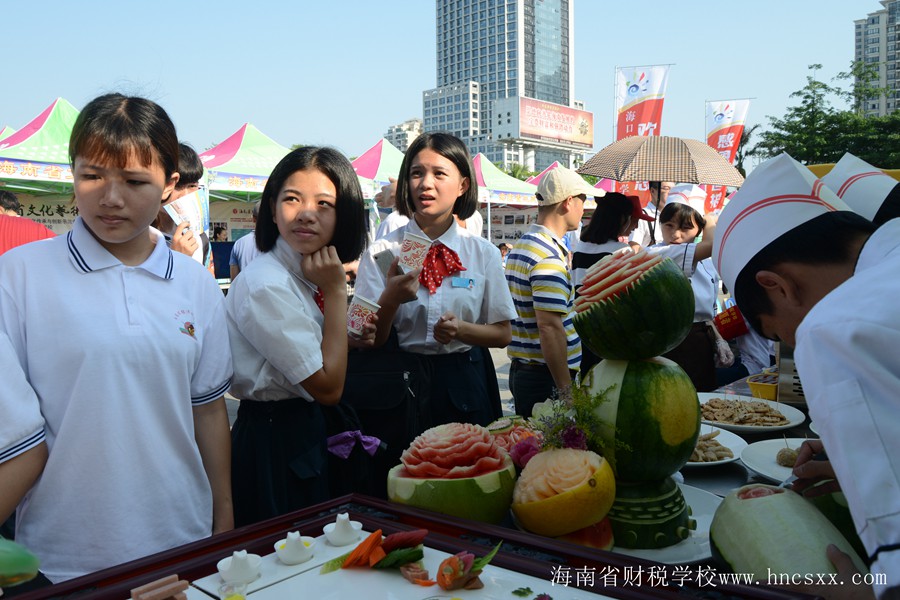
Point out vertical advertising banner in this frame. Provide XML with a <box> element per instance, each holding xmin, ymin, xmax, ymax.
<box><xmin>703</xmin><ymin>99</ymin><xmax>750</xmax><ymax>213</ymax></box>
<box><xmin>614</xmin><ymin>65</ymin><xmax>671</xmax><ymax>205</ymax></box>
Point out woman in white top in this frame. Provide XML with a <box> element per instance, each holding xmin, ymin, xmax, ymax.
<box><xmin>225</xmin><ymin>147</ymin><xmax>368</xmax><ymax>526</ymax></box>
<box><xmin>355</xmin><ymin>133</ymin><xmax>516</xmax><ymax>428</ymax></box>
<box><xmin>646</xmin><ymin>199</ymin><xmax>719</xmax><ymax>391</ymax></box>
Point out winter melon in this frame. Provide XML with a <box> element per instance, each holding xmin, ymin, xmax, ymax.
<box><xmin>710</xmin><ymin>484</ymin><xmax>868</xmax><ymax>581</ymax></box>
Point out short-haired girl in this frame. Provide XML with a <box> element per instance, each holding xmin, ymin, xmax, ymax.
<box><xmin>0</xmin><ymin>93</ymin><xmax>234</xmax><ymax>583</ymax></box>
<box><xmin>353</xmin><ymin>132</ymin><xmax>516</xmax><ymax>462</ymax></box>
<box><xmin>225</xmin><ymin>146</ymin><xmax>367</xmax><ymax>526</ymax></box>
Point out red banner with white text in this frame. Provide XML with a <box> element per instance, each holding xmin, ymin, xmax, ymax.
<box><xmin>703</xmin><ymin>99</ymin><xmax>750</xmax><ymax>214</ymax></box>
<box><xmin>614</xmin><ymin>66</ymin><xmax>671</xmax><ymax>206</ymax></box>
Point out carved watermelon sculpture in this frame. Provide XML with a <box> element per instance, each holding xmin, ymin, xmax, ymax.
<box><xmin>574</xmin><ymin>249</ymin><xmax>694</xmax><ymax>360</ymax></box>
<box><xmin>607</xmin><ymin>477</ymin><xmax>696</xmax><ymax>549</ymax></box>
<box><xmin>387</xmin><ymin>423</ymin><xmax>516</xmax><ymax>524</ymax></box>
<box><xmin>583</xmin><ymin>357</ymin><xmax>700</xmax><ymax>482</ymax></box>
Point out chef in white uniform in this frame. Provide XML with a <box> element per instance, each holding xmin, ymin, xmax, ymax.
<box><xmin>714</xmin><ymin>153</ymin><xmax>900</xmax><ymax>600</ymax></box>
<box><xmin>822</xmin><ymin>153</ymin><xmax>900</xmax><ymax>227</ymax></box>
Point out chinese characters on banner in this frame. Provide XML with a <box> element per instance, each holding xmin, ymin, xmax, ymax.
<box><xmin>614</xmin><ymin>65</ymin><xmax>671</xmax><ymax>207</ymax></box>
<box><xmin>703</xmin><ymin>99</ymin><xmax>750</xmax><ymax>214</ymax></box>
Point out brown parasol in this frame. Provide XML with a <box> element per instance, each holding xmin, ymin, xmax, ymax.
<box><xmin>577</xmin><ymin>135</ymin><xmax>745</xmax><ymax>188</ymax></box>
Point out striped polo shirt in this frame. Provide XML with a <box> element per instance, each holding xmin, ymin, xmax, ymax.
<box><xmin>505</xmin><ymin>224</ymin><xmax>581</xmax><ymax>370</ymax></box>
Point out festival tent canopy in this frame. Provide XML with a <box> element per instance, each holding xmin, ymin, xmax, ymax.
<box><xmin>526</xmin><ymin>161</ymin><xmax>561</xmax><ymax>184</ymax></box>
<box><xmin>352</xmin><ymin>138</ymin><xmax>404</xmax><ymax>186</ymax></box>
<box><xmin>0</xmin><ymin>98</ymin><xmax>80</xmax><ymax>195</ymax></box>
<box><xmin>0</xmin><ymin>126</ymin><xmax>16</xmax><ymax>142</ymax></box>
<box><xmin>199</xmin><ymin>123</ymin><xmax>290</xmax><ymax>201</ymax></box>
<box><xmin>472</xmin><ymin>153</ymin><xmax>537</xmax><ymax>206</ymax></box>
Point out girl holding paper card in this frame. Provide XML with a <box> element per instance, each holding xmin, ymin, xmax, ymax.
<box><xmin>224</xmin><ymin>146</ymin><xmax>368</xmax><ymax>526</ymax></box>
<box><xmin>354</xmin><ymin>133</ymin><xmax>517</xmax><ymax>431</ymax></box>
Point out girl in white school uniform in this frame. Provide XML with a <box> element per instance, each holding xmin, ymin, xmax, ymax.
<box><xmin>354</xmin><ymin>133</ymin><xmax>517</xmax><ymax>428</ymax></box>
<box><xmin>646</xmin><ymin>187</ymin><xmax>720</xmax><ymax>391</ymax></box>
<box><xmin>0</xmin><ymin>94</ymin><xmax>234</xmax><ymax>584</ymax></box>
<box><xmin>225</xmin><ymin>147</ymin><xmax>368</xmax><ymax>526</ymax></box>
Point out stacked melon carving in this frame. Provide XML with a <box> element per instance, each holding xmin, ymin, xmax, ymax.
<box><xmin>574</xmin><ymin>250</ymin><xmax>701</xmax><ymax>549</ymax></box>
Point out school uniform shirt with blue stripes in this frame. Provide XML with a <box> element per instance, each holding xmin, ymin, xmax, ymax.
<box><xmin>505</xmin><ymin>224</ymin><xmax>581</xmax><ymax>371</ymax></box>
<box><xmin>0</xmin><ymin>217</ymin><xmax>233</xmax><ymax>583</ymax></box>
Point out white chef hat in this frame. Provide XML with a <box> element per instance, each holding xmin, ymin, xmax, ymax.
<box><xmin>713</xmin><ymin>154</ymin><xmax>854</xmax><ymax>294</ymax></box>
<box><xmin>665</xmin><ymin>184</ymin><xmax>708</xmax><ymax>214</ymax></box>
<box><xmin>821</xmin><ymin>153</ymin><xmax>900</xmax><ymax>223</ymax></box>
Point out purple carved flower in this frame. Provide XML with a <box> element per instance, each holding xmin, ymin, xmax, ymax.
<box><xmin>561</xmin><ymin>425</ymin><xmax>588</xmax><ymax>450</ymax></box>
<box><xmin>510</xmin><ymin>437</ymin><xmax>541</xmax><ymax>469</ymax></box>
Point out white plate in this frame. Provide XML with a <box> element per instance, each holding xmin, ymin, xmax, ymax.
<box><xmin>246</xmin><ymin>541</ymin><xmax>605</xmax><ymax>600</ymax></box>
<box><xmin>740</xmin><ymin>438</ymin><xmax>810</xmax><ymax>482</ymax></box>
<box><xmin>698</xmin><ymin>393</ymin><xmax>805</xmax><ymax>433</ymax></box>
<box><xmin>684</xmin><ymin>425</ymin><xmax>747</xmax><ymax>467</ymax></box>
<box><xmin>611</xmin><ymin>484</ymin><xmax>722</xmax><ymax>564</ymax></box>
<box><xmin>809</xmin><ymin>421</ymin><xmax>819</xmax><ymax>435</ymax></box>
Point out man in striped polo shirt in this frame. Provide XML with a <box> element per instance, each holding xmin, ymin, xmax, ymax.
<box><xmin>505</xmin><ymin>166</ymin><xmax>593</xmax><ymax>418</ymax></box>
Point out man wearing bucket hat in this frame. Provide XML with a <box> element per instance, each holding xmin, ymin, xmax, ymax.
<box><xmin>506</xmin><ymin>166</ymin><xmax>594</xmax><ymax>417</ymax></box>
<box><xmin>714</xmin><ymin>153</ymin><xmax>900</xmax><ymax>599</ymax></box>
<box><xmin>821</xmin><ymin>153</ymin><xmax>900</xmax><ymax>226</ymax></box>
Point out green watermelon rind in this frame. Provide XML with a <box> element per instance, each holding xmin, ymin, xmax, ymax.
<box><xmin>585</xmin><ymin>357</ymin><xmax>700</xmax><ymax>482</ymax></box>
<box><xmin>607</xmin><ymin>477</ymin><xmax>696</xmax><ymax>549</ymax></box>
<box><xmin>574</xmin><ymin>257</ymin><xmax>695</xmax><ymax>361</ymax></box>
<box><xmin>386</xmin><ymin>455</ymin><xmax>517</xmax><ymax>525</ymax></box>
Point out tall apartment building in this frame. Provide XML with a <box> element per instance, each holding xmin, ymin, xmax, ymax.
<box><xmin>384</xmin><ymin>118</ymin><xmax>423</xmax><ymax>153</ymax></box>
<box><xmin>855</xmin><ymin>0</ymin><xmax>900</xmax><ymax>116</ymax></box>
<box><xmin>423</xmin><ymin>0</ymin><xmax>581</xmax><ymax>169</ymax></box>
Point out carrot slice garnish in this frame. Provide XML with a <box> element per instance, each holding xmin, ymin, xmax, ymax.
<box><xmin>341</xmin><ymin>529</ymin><xmax>383</xmax><ymax>569</ymax></box>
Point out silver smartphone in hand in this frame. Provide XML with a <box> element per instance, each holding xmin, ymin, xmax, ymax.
<box><xmin>373</xmin><ymin>249</ymin><xmax>394</xmax><ymax>279</ymax></box>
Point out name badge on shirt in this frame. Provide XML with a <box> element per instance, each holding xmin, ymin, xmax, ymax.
<box><xmin>451</xmin><ymin>276</ymin><xmax>475</xmax><ymax>289</ymax></box>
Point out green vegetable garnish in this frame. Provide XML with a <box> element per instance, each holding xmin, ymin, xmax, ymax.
<box><xmin>512</xmin><ymin>587</ymin><xmax>533</xmax><ymax>597</ymax></box>
<box><xmin>373</xmin><ymin>545</ymin><xmax>424</xmax><ymax>569</ymax></box>
<box><xmin>318</xmin><ymin>549</ymin><xmax>353</xmax><ymax>574</ymax></box>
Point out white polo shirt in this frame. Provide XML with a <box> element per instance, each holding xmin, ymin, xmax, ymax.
<box><xmin>355</xmin><ymin>218</ymin><xmax>517</xmax><ymax>354</ymax></box>
<box><xmin>225</xmin><ymin>236</ymin><xmax>325</xmax><ymax>402</ymax></box>
<box><xmin>0</xmin><ymin>332</ymin><xmax>43</xmax><ymax>464</ymax></box>
<box><xmin>0</xmin><ymin>217</ymin><xmax>232</xmax><ymax>583</ymax></box>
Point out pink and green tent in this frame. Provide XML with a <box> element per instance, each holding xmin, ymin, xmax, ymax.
<box><xmin>472</xmin><ymin>153</ymin><xmax>537</xmax><ymax>206</ymax></box>
<box><xmin>0</xmin><ymin>98</ymin><xmax>79</xmax><ymax>195</ymax></box>
<box><xmin>0</xmin><ymin>126</ymin><xmax>16</xmax><ymax>142</ymax></box>
<box><xmin>199</xmin><ymin>123</ymin><xmax>290</xmax><ymax>202</ymax></box>
<box><xmin>472</xmin><ymin>153</ymin><xmax>538</xmax><ymax>239</ymax></box>
<box><xmin>351</xmin><ymin>138</ymin><xmax>404</xmax><ymax>200</ymax></box>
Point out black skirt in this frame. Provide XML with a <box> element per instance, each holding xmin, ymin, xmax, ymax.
<box><xmin>231</xmin><ymin>397</ymin><xmax>329</xmax><ymax>528</ymax></box>
<box><xmin>663</xmin><ymin>321</ymin><xmax>717</xmax><ymax>392</ymax></box>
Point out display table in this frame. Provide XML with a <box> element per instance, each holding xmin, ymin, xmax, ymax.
<box><xmin>10</xmin><ymin>494</ymin><xmax>812</xmax><ymax>600</ymax></box>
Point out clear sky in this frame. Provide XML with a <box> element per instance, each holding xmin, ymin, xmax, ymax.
<box><xmin>1</xmin><ymin>0</ymin><xmax>873</xmax><ymax>170</ymax></box>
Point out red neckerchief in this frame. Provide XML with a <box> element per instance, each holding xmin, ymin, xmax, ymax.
<box><xmin>418</xmin><ymin>242</ymin><xmax>466</xmax><ymax>294</ymax></box>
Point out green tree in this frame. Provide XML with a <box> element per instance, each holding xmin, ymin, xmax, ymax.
<box><xmin>752</xmin><ymin>63</ymin><xmax>900</xmax><ymax>168</ymax></box>
<box><xmin>752</xmin><ymin>64</ymin><xmax>846</xmax><ymax>164</ymax></box>
<box><xmin>505</xmin><ymin>163</ymin><xmax>538</xmax><ymax>181</ymax></box>
<box><xmin>835</xmin><ymin>60</ymin><xmax>890</xmax><ymax>116</ymax></box>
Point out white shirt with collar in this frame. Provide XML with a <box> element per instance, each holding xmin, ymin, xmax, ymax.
<box><xmin>225</xmin><ymin>236</ymin><xmax>325</xmax><ymax>402</ymax></box>
<box><xmin>794</xmin><ymin>218</ymin><xmax>900</xmax><ymax>598</ymax></box>
<box><xmin>375</xmin><ymin>210</ymin><xmax>409</xmax><ymax>240</ymax></box>
<box><xmin>355</xmin><ymin>218</ymin><xmax>516</xmax><ymax>354</ymax></box>
<box><xmin>0</xmin><ymin>216</ymin><xmax>232</xmax><ymax>583</ymax></box>
<box><xmin>646</xmin><ymin>243</ymin><xmax>719</xmax><ymax>322</ymax></box>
